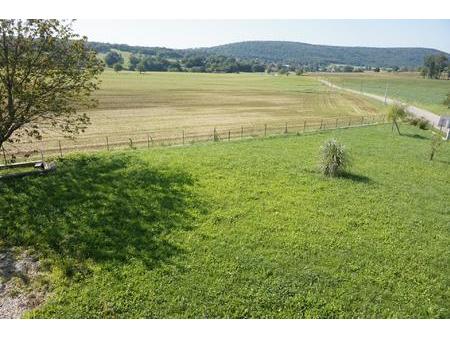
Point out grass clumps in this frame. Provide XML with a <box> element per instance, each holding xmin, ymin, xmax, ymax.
<box><xmin>319</xmin><ymin>139</ymin><xmax>349</xmax><ymax>177</ymax></box>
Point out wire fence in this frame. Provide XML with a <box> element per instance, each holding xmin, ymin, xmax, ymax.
<box><xmin>1</xmin><ymin>114</ymin><xmax>386</xmax><ymax>164</ymax></box>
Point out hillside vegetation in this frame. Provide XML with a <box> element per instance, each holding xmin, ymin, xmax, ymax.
<box><xmin>203</xmin><ymin>41</ymin><xmax>449</xmax><ymax>68</ymax></box>
<box><xmin>89</xmin><ymin>40</ymin><xmax>449</xmax><ymax>69</ymax></box>
<box><xmin>1</xmin><ymin>124</ymin><xmax>449</xmax><ymax>318</ymax></box>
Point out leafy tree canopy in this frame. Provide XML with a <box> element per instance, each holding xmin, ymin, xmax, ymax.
<box><xmin>0</xmin><ymin>19</ymin><xmax>104</xmax><ymax>149</ymax></box>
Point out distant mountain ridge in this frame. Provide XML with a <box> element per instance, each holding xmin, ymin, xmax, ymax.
<box><xmin>199</xmin><ymin>41</ymin><xmax>449</xmax><ymax>68</ymax></box>
<box><xmin>88</xmin><ymin>40</ymin><xmax>449</xmax><ymax>68</ymax></box>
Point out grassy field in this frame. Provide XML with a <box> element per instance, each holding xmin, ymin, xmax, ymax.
<box><xmin>5</xmin><ymin>71</ymin><xmax>385</xmax><ymax>158</ymax></box>
<box><xmin>322</xmin><ymin>72</ymin><xmax>450</xmax><ymax>114</ymax></box>
<box><xmin>1</xmin><ymin>124</ymin><xmax>449</xmax><ymax>318</ymax></box>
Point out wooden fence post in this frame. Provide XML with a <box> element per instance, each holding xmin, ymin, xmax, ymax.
<box><xmin>58</xmin><ymin>141</ymin><xmax>63</xmax><ymax>157</ymax></box>
<box><xmin>182</xmin><ymin>130</ymin><xmax>185</xmax><ymax>145</ymax></box>
<box><xmin>264</xmin><ymin>124</ymin><xmax>267</xmax><ymax>137</ymax></box>
<box><xmin>320</xmin><ymin>120</ymin><xmax>323</xmax><ymax>130</ymax></box>
<box><xmin>129</xmin><ymin>138</ymin><xmax>133</xmax><ymax>149</ymax></box>
<box><xmin>285</xmin><ymin>122</ymin><xmax>288</xmax><ymax>134</ymax></box>
<box><xmin>106</xmin><ymin>136</ymin><xmax>109</xmax><ymax>151</ymax></box>
<box><xmin>304</xmin><ymin>120</ymin><xmax>306</xmax><ymax>132</ymax></box>
<box><xmin>147</xmin><ymin>134</ymin><xmax>150</xmax><ymax>148</ymax></box>
<box><xmin>361</xmin><ymin>116</ymin><xmax>364</xmax><ymax>125</ymax></box>
<box><xmin>241</xmin><ymin>126</ymin><xmax>243</xmax><ymax>139</ymax></box>
<box><xmin>228</xmin><ymin>130</ymin><xmax>231</xmax><ymax>141</ymax></box>
<box><xmin>335</xmin><ymin>118</ymin><xmax>338</xmax><ymax>128</ymax></box>
<box><xmin>348</xmin><ymin>117</ymin><xmax>351</xmax><ymax>126</ymax></box>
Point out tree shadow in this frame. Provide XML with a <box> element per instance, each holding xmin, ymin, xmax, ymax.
<box><xmin>339</xmin><ymin>172</ymin><xmax>373</xmax><ymax>184</ymax></box>
<box><xmin>0</xmin><ymin>153</ymin><xmax>204</xmax><ymax>276</ymax></box>
<box><xmin>402</xmin><ymin>133</ymin><xmax>428</xmax><ymax>140</ymax></box>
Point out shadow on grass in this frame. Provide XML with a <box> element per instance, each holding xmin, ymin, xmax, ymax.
<box><xmin>339</xmin><ymin>172</ymin><xmax>372</xmax><ymax>184</ymax></box>
<box><xmin>0</xmin><ymin>153</ymin><xmax>203</xmax><ymax>277</ymax></box>
<box><xmin>402</xmin><ymin>133</ymin><xmax>428</xmax><ymax>140</ymax></box>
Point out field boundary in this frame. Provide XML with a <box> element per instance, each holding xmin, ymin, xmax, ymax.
<box><xmin>2</xmin><ymin>114</ymin><xmax>386</xmax><ymax>163</ymax></box>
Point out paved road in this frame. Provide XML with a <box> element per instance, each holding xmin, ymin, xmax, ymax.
<box><xmin>319</xmin><ymin>79</ymin><xmax>447</xmax><ymax>132</ymax></box>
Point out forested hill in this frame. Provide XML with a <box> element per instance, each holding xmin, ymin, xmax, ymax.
<box><xmin>198</xmin><ymin>41</ymin><xmax>449</xmax><ymax>68</ymax></box>
<box><xmin>87</xmin><ymin>40</ymin><xmax>449</xmax><ymax>69</ymax></box>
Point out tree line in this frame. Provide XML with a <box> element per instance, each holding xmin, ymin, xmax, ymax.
<box><xmin>104</xmin><ymin>48</ymin><xmax>450</xmax><ymax>79</ymax></box>
<box><xmin>104</xmin><ymin>50</ymin><xmax>267</xmax><ymax>73</ymax></box>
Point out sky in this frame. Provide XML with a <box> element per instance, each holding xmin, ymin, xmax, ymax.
<box><xmin>73</xmin><ymin>20</ymin><xmax>450</xmax><ymax>53</ymax></box>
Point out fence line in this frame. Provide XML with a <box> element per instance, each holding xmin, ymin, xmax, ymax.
<box><xmin>2</xmin><ymin>114</ymin><xmax>386</xmax><ymax>164</ymax></box>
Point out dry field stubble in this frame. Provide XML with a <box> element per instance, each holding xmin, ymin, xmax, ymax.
<box><xmin>4</xmin><ymin>71</ymin><xmax>385</xmax><ymax>158</ymax></box>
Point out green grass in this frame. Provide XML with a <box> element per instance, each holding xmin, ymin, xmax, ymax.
<box><xmin>1</xmin><ymin>124</ymin><xmax>449</xmax><ymax>318</ymax></box>
<box><xmin>323</xmin><ymin>72</ymin><xmax>450</xmax><ymax>114</ymax></box>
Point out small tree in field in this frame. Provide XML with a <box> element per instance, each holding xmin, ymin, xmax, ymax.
<box><xmin>429</xmin><ymin>133</ymin><xmax>443</xmax><ymax>161</ymax></box>
<box><xmin>113</xmin><ymin>63</ymin><xmax>123</xmax><ymax>72</ymax></box>
<box><xmin>0</xmin><ymin>20</ymin><xmax>104</xmax><ymax>150</ymax></box>
<box><xmin>104</xmin><ymin>50</ymin><xmax>123</xmax><ymax>67</ymax></box>
<box><xmin>320</xmin><ymin>139</ymin><xmax>349</xmax><ymax>177</ymax></box>
<box><xmin>387</xmin><ymin>104</ymin><xmax>407</xmax><ymax>135</ymax></box>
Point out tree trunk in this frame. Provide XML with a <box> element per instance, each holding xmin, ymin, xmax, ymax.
<box><xmin>394</xmin><ymin>120</ymin><xmax>401</xmax><ymax>135</ymax></box>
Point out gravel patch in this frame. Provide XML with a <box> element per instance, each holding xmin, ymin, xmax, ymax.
<box><xmin>0</xmin><ymin>249</ymin><xmax>46</xmax><ymax>318</ymax></box>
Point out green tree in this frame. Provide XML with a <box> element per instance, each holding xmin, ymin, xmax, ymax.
<box><xmin>129</xmin><ymin>54</ymin><xmax>140</xmax><ymax>67</ymax></box>
<box><xmin>137</xmin><ymin>61</ymin><xmax>146</xmax><ymax>73</ymax></box>
<box><xmin>444</xmin><ymin>93</ymin><xmax>450</xmax><ymax>108</ymax></box>
<box><xmin>104</xmin><ymin>50</ymin><xmax>123</xmax><ymax>67</ymax></box>
<box><xmin>0</xmin><ymin>19</ymin><xmax>103</xmax><ymax>150</ymax></box>
<box><xmin>113</xmin><ymin>63</ymin><xmax>123</xmax><ymax>72</ymax></box>
<box><xmin>387</xmin><ymin>104</ymin><xmax>407</xmax><ymax>135</ymax></box>
<box><xmin>423</xmin><ymin>54</ymin><xmax>448</xmax><ymax>79</ymax></box>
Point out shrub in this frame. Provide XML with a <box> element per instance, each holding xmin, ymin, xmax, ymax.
<box><xmin>407</xmin><ymin>115</ymin><xmax>419</xmax><ymax>126</ymax></box>
<box><xmin>418</xmin><ymin>118</ymin><xmax>430</xmax><ymax>130</ymax></box>
<box><xmin>406</xmin><ymin>115</ymin><xmax>430</xmax><ymax>130</ymax></box>
<box><xmin>319</xmin><ymin>139</ymin><xmax>349</xmax><ymax>177</ymax></box>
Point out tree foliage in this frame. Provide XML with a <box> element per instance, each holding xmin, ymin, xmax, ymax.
<box><xmin>113</xmin><ymin>63</ymin><xmax>123</xmax><ymax>72</ymax></box>
<box><xmin>444</xmin><ymin>93</ymin><xmax>450</xmax><ymax>108</ymax></box>
<box><xmin>104</xmin><ymin>50</ymin><xmax>123</xmax><ymax>67</ymax></box>
<box><xmin>421</xmin><ymin>54</ymin><xmax>448</xmax><ymax>79</ymax></box>
<box><xmin>0</xmin><ymin>19</ymin><xmax>104</xmax><ymax>149</ymax></box>
<box><xmin>387</xmin><ymin>104</ymin><xmax>407</xmax><ymax>135</ymax></box>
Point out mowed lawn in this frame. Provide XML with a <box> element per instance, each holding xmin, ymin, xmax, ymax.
<box><xmin>322</xmin><ymin>72</ymin><xmax>450</xmax><ymax>114</ymax></box>
<box><xmin>1</xmin><ymin>124</ymin><xmax>449</xmax><ymax>318</ymax></box>
<box><xmin>36</xmin><ymin>72</ymin><xmax>383</xmax><ymax>142</ymax></box>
